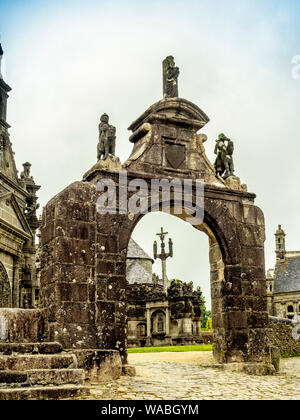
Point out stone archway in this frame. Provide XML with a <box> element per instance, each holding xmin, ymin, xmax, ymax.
<box><xmin>0</xmin><ymin>262</ymin><xmax>11</xmax><ymax>308</ymax></box>
<box><xmin>40</xmin><ymin>96</ymin><xmax>271</xmax><ymax>372</ymax></box>
<box><xmin>120</xmin><ymin>190</ymin><xmax>267</xmax><ymax>365</ymax></box>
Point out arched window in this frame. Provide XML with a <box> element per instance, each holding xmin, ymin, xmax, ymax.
<box><xmin>287</xmin><ymin>305</ymin><xmax>294</xmax><ymax>313</ymax></box>
<box><xmin>157</xmin><ymin>314</ymin><xmax>164</xmax><ymax>332</ymax></box>
<box><xmin>136</xmin><ymin>323</ymin><xmax>146</xmax><ymax>338</ymax></box>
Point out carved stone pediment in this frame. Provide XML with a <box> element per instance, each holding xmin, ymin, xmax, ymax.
<box><xmin>0</xmin><ymin>192</ymin><xmax>32</xmax><ymax>240</ymax></box>
<box><xmin>124</xmin><ymin>97</ymin><xmax>228</xmax><ymax>187</ymax></box>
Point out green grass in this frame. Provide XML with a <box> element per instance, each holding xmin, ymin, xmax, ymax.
<box><xmin>127</xmin><ymin>344</ymin><xmax>213</xmax><ymax>353</ymax></box>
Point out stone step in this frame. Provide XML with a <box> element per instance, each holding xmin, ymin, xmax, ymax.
<box><xmin>0</xmin><ymin>354</ymin><xmax>76</xmax><ymax>371</ymax></box>
<box><xmin>0</xmin><ymin>385</ymin><xmax>90</xmax><ymax>400</ymax></box>
<box><xmin>28</xmin><ymin>368</ymin><xmax>85</xmax><ymax>386</ymax></box>
<box><xmin>0</xmin><ymin>371</ymin><xmax>28</xmax><ymax>385</ymax></box>
<box><xmin>0</xmin><ymin>369</ymin><xmax>85</xmax><ymax>387</ymax></box>
<box><xmin>0</xmin><ymin>342</ymin><xmax>63</xmax><ymax>355</ymax></box>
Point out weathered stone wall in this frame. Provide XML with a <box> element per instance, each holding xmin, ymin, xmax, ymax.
<box><xmin>0</xmin><ymin>252</ymin><xmax>13</xmax><ymax>288</ymax></box>
<box><xmin>40</xmin><ymin>182</ymin><xmax>98</xmax><ymax>350</ymax></box>
<box><xmin>267</xmin><ymin>317</ymin><xmax>300</xmax><ymax>357</ymax></box>
<box><xmin>0</xmin><ymin>308</ymin><xmax>48</xmax><ymax>343</ymax></box>
<box><xmin>40</xmin><ymin>179</ymin><xmax>128</xmax><ymax>361</ymax></box>
<box><xmin>72</xmin><ymin>349</ymin><xmax>122</xmax><ymax>383</ymax></box>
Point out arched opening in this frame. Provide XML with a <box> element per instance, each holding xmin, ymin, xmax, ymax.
<box><xmin>125</xmin><ymin>207</ymin><xmax>226</xmax><ymax>358</ymax></box>
<box><xmin>151</xmin><ymin>310</ymin><xmax>166</xmax><ymax>334</ymax></box>
<box><xmin>136</xmin><ymin>323</ymin><xmax>146</xmax><ymax>338</ymax></box>
<box><xmin>287</xmin><ymin>305</ymin><xmax>294</xmax><ymax>320</ymax></box>
<box><xmin>0</xmin><ymin>262</ymin><xmax>11</xmax><ymax>308</ymax></box>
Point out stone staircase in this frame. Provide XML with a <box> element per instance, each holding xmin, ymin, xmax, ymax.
<box><xmin>0</xmin><ymin>341</ymin><xmax>90</xmax><ymax>400</ymax></box>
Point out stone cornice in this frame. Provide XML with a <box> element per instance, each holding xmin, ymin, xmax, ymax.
<box><xmin>85</xmin><ymin>167</ymin><xmax>256</xmax><ymax>203</ymax></box>
<box><xmin>128</xmin><ymin>97</ymin><xmax>210</xmax><ymax>132</ymax></box>
<box><xmin>0</xmin><ymin>219</ymin><xmax>31</xmax><ymax>241</ymax></box>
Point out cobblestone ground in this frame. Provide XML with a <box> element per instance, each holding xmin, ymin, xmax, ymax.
<box><xmin>86</xmin><ymin>352</ymin><xmax>300</xmax><ymax>400</ymax></box>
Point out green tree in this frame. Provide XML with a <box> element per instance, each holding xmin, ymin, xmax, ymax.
<box><xmin>201</xmin><ymin>300</ymin><xmax>211</xmax><ymax>329</ymax></box>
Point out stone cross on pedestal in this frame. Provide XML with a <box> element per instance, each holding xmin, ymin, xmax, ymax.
<box><xmin>153</xmin><ymin>227</ymin><xmax>173</xmax><ymax>292</ymax></box>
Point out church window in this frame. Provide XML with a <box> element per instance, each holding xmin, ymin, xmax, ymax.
<box><xmin>136</xmin><ymin>323</ymin><xmax>146</xmax><ymax>338</ymax></box>
<box><xmin>157</xmin><ymin>314</ymin><xmax>164</xmax><ymax>332</ymax></box>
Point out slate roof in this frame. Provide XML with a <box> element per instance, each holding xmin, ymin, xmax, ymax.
<box><xmin>274</xmin><ymin>256</ymin><xmax>300</xmax><ymax>293</ymax></box>
<box><xmin>127</xmin><ymin>260</ymin><xmax>153</xmax><ymax>284</ymax></box>
<box><xmin>127</xmin><ymin>238</ymin><xmax>154</xmax><ymax>262</ymax></box>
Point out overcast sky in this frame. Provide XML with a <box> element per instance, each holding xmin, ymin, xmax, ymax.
<box><xmin>1</xmin><ymin>0</ymin><xmax>300</xmax><ymax>309</ymax></box>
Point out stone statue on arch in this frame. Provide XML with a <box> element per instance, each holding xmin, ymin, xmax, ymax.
<box><xmin>163</xmin><ymin>56</ymin><xmax>180</xmax><ymax>98</ymax></box>
<box><xmin>214</xmin><ymin>133</ymin><xmax>235</xmax><ymax>179</ymax></box>
<box><xmin>97</xmin><ymin>113</ymin><xmax>116</xmax><ymax>160</ymax></box>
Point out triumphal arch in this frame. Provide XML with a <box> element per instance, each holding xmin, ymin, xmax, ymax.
<box><xmin>40</xmin><ymin>57</ymin><xmax>273</xmax><ymax>373</ymax></box>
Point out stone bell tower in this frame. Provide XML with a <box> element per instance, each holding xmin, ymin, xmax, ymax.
<box><xmin>275</xmin><ymin>225</ymin><xmax>286</xmax><ymax>261</ymax></box>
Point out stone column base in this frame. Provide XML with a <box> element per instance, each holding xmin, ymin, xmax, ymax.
<box><xmin>201</xmin><ymin>362</ymin><xmax>276</xmax><ymax>376</ymax></box>
<box><xmin>71</xmin><ymin>349</ymin><xmax>122</xmax><ymax>382</ymax></box>
<box><xmin>122</xmin><ymin>365</ymin><xmax>136</xmax><ymax>377</ymax></box>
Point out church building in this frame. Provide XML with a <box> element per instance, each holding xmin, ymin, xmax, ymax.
<box><xmin>0</xmin><ymin>45</ymin><xmax>40</xmax><ymax>308</ymax></box>
<box><xmin>267</xmin><ymin>225</ymin><xmax>300</xmax><ymax>320</ymax></box>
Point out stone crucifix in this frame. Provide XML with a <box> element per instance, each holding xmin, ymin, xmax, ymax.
<box><xmin>153</xmin><ymin>227</ymin><xmax>173</xmax><ymax>292</ymax></box>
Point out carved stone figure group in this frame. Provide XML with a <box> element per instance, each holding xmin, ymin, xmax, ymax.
<box><xmin>214</xmin><ymin>133</ymin><xmax>235</xmax><ymax>179</ymax></box>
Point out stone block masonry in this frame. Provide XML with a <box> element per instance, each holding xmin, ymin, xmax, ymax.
<box><xmin>267</xmin><ymin>316</ymin><xmax>300</xmax><ymax>358</ymax></box>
